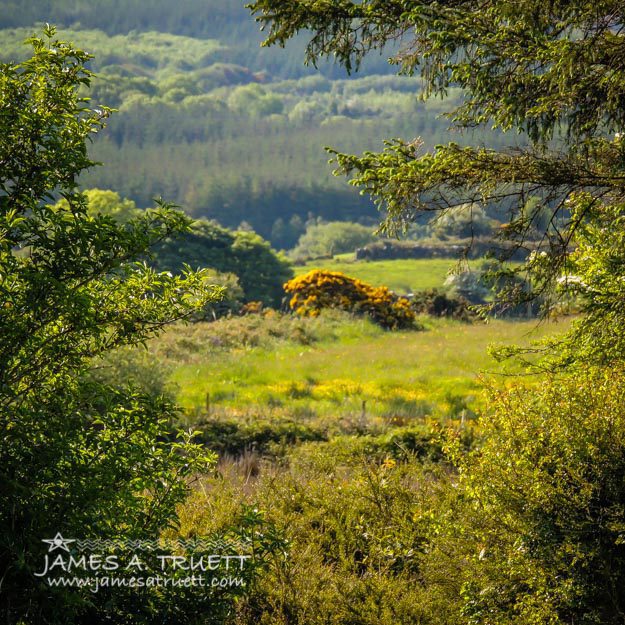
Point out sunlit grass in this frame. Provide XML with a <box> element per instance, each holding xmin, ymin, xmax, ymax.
<box><xmin>167</xmin><ymin>316</ymin><xmax>569</xmax><ymax>428</ymax></box>
<box><xmin>293</xmin><ymin>255</ymin><xmax>466</xmax><ymax>293</ymax></box>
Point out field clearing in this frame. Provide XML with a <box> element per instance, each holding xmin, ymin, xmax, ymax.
<box><xmin>293</xmin><ymin>255</ymin><xmax>463</xmax><ymax>293</ymax></box>
<box><xmin>167</xmin><ymin>316</ymin><xmax>569</xmax><ymax>429</ymax></box>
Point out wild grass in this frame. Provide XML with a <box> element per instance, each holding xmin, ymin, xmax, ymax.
<box><xmin>293</xmin><ymin>255</ymin><xmax>466</xmax><ymax>293</ymax></box>
<box><xmin>162</xmin><ymin>310</ymin><xmax>573</xmax><ymax>625</ymax></box>
<box><xmin>151</xmin><ymin>311</ymin><xmax>569</xmax><ymax>435</ymax></box>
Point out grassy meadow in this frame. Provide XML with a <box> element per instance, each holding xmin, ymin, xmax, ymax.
<box><xmin>140</xmin><ymin>311</ymin><xmax>569</xmax><ymax>445</ymax></box>
<box><xmin>293</xmin><ymin>255</ymin><xmax>461</xmax><ymax>293</ymax></box>
<box><xmin>96</xmin><ymin>253</ymin><xmax>565</xmax><ymax>453</ymax></box>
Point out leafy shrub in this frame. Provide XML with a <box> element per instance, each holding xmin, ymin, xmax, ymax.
<box><xmin>410</xmin><ymin>288</ymin><xmax>475</xmax><ymax>320</ymax></box>
<box><xmin>152</xmin><ymin>219</ymin><xmax>293</xmax><ymax>307</ymax></box>
<box><xmin>289</xmin><ymin>220</ymin><xmax>375</xmax><ymax>261</ymax></box>
<box><xmin>292</xmin><ymin>426</ymin><xmax>450</xmax><ymax>464</ymax></box>
<box><xmin>197</xmin><ymin>270</ymin><xmax>245</xmax><ymax>319</ymax></box>
<box><xmin>443</xmin><ymin>270</ymin><xmax>491</xmax><ymax>304</ymax></box>
<box><xmin>89</xmin><ymin>345</ymin><xmax>177</xmax><ymax>400</ymax></box>
<box><xmin>225</xmin><ymin>438</ymin><xmax>450</xmax><ymax>625</ymax></box>
<box><xmin>433</xmin><ymin>367</ymin><xmax>625</xmax><ymax>625</ymax></box>
<box><xmin>193</xmin><ymin>418</ymin><xmax>327</xmax><ymax>457</ymax></box>
<box><xmin>284</xmin><ymin>270</ymin><xmax>417</xmax><ymax>330</ymax></box>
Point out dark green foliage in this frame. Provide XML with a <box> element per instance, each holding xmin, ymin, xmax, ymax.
<box><xmin>270</xmin><ymin>214</ymin><xmax>306</xmax><ymax>250</ymax></box>
<box><xmin>71</xmin><ymin>190</ymin><xmax>248</xmax><ymax>317</ymax></box>
<box><xmin>193</xmin><ymin>418</ymin><xmax>327</xmax><ymax>457</ymax></box>
<box><xmin>151</xmin><ymin>219</ymin><xmax>293</xmax><ymax>307</ymax></box>
<box><xmin>410</xmin><ymin>289</ymin><xmax>475</xmax><ymax>321</ymax></box>
<box><xmin>307</xmin><ymin>426</ymin><xmax>453</xmax><ymax>464</ymax></box>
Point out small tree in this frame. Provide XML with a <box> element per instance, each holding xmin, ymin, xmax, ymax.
<box><xmin>0</xmin><ymin>28</ymin><xmax>257</xmax><ymax>623</ymax></box>
<box><xmin>82</xmin><ymin>187</ymin><xmax>142</xmax><ymax>222</ymax></box>
<box><xmin>152</xmin><ymin>219</ymin><xmax>293</xmax><ymax>307</ymax></box>
<box><xmin>289</xmin><ymin>220</ymin><xmax>375</xmax><ymax>260</ymax></box>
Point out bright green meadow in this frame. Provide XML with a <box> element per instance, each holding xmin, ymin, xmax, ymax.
<box><xmin>294</xmin><ymin>255</ymin><xmax>463</xmax><ymax>293</ymax></box>
<box><xmin>153</xmin><ymin>313</ymin><xmax>567</xmax><ymax>433</ymax></box>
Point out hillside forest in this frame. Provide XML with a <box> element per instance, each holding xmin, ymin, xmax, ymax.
<box><xmin>0</xmin><ymin>0</ymin><xmax>512</xmax><ymax>246</ymax></box>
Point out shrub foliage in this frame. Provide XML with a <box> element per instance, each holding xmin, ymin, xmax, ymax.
<box><xmin>0</xmin><ymin>28</ymin><xmax>280</xmax><ymax>624</ymax></box>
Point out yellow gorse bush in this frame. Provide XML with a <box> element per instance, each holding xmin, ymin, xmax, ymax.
<box><xmin>284</xmin><ymin>270</ymin><xmax>416</xmax><ymax>330</ymax></box>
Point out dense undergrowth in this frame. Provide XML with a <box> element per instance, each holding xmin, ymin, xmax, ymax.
<box><xmin>165</xmin><ymin>363</ymin><xmax>625</xmax><ymax>625</ymax></box>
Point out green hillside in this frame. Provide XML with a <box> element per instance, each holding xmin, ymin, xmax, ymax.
<box><xmin>0</xmin><ymin>5</ymin><xmax>513</xmax><ymax>244</ymax></box>
<box><xmin>0</xmin><ymin>0</ymin><xmax>393</xmax><ymax>78</ymax></box>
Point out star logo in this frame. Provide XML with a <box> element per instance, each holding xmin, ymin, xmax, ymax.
<box><xmin>42</xmin><ymin>533</ymin><xmax>75</xmax><ymax>553</ymax></box>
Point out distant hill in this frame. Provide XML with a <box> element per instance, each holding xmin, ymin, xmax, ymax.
<box><xmin>0</xmin><ymin>0</ymin><xmax>393</xmax><ymax>79</ymax></box>
<box><xmin>0</xmin><ymin>2</ymin><xmax>511</xmax><ymax>246</ymax></box>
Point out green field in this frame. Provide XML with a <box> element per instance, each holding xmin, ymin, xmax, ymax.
<box><xmin>294</xmin><ymin>255</ymin><xmax>467</xmax><ymax>293</ymax></box>
<box><xmin>154</xmin><ymin>313</ymin><xmax>569</xmax><ymax>432</ymax></box>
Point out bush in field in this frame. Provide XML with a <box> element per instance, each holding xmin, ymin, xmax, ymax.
<box><xmin>193</xmin><ymin>417</ymin><xmax>327</xmax><ymax>457</ymax></box>
<box><xmin>90</xmin><ymin>344</ymin><xmax>177</xmax><ymax>400</ymax></box>
<box><xmin>284</xmin><ymin>270</ymin><xmax>416</xmax><ymax>330</ymax></box>
<box><xmin>196</xmin><ymin>269</ymin><xmax>244</xmax><ymax>319</ymax></box>
<box><xmin>289</xmin><ymin>220</ymin><xmax>375</xmax><ymax>261</ymax></box>
<box><xmin>411</xmin><ymin>289</ymin><xmax>475</xmax><ymax>321</ymax></box>
<box><xmin>444</xmin><ymin>270</ymin><xmax>491</xmax><ymax>304</ymax></box>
